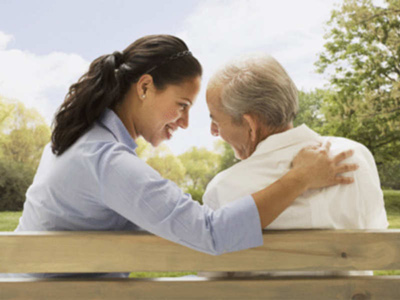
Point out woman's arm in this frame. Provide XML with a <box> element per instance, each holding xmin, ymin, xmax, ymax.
<box><xmin>100</xmin><ymin>142</ymin><xmax>357</xmax><ymax>255</ymax></box>
<box><xmin>253</xmin><ymin>143</ymin><xmax>358</xmax><ymax>228</ymax></box>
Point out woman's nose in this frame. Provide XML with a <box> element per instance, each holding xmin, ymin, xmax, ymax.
<box><xmin>177</xmin><ymin>111</ymin><xmax>189</xmax><ymax>129</ymax></box>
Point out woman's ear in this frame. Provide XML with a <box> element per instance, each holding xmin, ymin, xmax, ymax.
<box><xmin>136</xmin><ymin>74</ymin><xmax>154</xmax><ymax>101</ymax></box>
<box><xmin>243</xmin><ymin>114</ymin><xmax>259</xmax><ymax>142</ymax></box>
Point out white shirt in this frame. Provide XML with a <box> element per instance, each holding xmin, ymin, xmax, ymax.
<box><xmin>204</xmin><ymin>125</ymin><xmax>388</xmax><ymax>230</ymax></box>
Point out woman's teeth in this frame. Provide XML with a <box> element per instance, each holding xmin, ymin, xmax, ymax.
<box><xmin>167</xmin><ymin>127</ymin><xmax>174</xmax><ymax>138</ymax></box>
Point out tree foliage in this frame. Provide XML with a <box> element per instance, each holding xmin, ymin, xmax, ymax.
<box><xmin>135</xmin><ymin>137</ymin><xmax>153</xmax><ymax>159</ymax></box>
<box><xmin>0</xmin><ymin>98</ymin><xmax>16</xmax><ymax>132</ymax></box>
<box><xmin>0</xmin><ymin>99</ymin><xmax>51</xmax><ymax>167</ymax></box>
<box><xmin>294</xmin><ymin>90</ymin><xmax>327</xmax><ymax>132</ymax></box>
<box><xmin>178</xmin><ymin>147</ymin><xmax>220</xmax><ymax>202</ymax></box>
<box><xmin>147</xmin><ymin>154</ymin><xmax>187</xmax><ymax>186</ymax></box>
<box><xmin>316</xmin><ymin>0</ymin><xmax>400</xmax><ymax>165</ymax></box>
<box><xmin>0</xmin><ymin>96</ymin><xmax>51</xmax><ymax>211</ymax></box>
<box><xmin>213</xmin><ymin>140</ymin><xmax>240</xmax><ymax>172</ymax></box>
<box><xmin>136</xmin><ymin>139</ymin><xmax>233</xmax><ymax>203</ymax></box>
<box><xmin>0</xmin><ymin>158</ymin><xmax>35</xmax><ymax>211</ymax></box>
<box><xmin>136</xmin><ymin>141</ymin><xmax>187</xmax><ymax>185</ymax></box>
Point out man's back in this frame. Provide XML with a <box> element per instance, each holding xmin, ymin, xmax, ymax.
<box><xmin>204</xmin><ymin>125</ymin><xmax>388</xmax><ymax>230</ymax></box>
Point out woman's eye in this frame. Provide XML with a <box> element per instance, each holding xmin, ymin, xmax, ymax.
<box><xmin>179</xmin><ymin>103</ymin><xmax>188</xmax><ymax>110</ymax></box>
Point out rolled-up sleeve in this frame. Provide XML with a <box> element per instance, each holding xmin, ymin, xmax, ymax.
<box><xmin>98</xmin><ymin>143</ymin><xmax>263</xmax><ymax>255</ymax></box>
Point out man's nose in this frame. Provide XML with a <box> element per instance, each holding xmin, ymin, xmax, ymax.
<box><xmin>210</xmin><ymin>122</ymin><xmax>219</xmax><ymax>136</ymax></box>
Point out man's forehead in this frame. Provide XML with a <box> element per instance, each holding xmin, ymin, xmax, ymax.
<box><xmin>206</xmin><ymin>86</ymin><xmax>223</xmax><ymax>105</ymax></box>
<box><xmin>207</xmin><ymin>90</ymin><xmax>227</xmax><ymax>122</ymax></box>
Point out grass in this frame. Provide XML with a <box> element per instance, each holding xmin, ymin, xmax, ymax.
<box><xmin>388</xmin><ymin>213</ymin><xmax>400</xmax><ymax>229</ymax></box>
<box><xmin>2</xmin><ymin>190</ymin><xmax>399</xmax><ymax>277</ymax></box>
<box><xmin>384</xmin><ymin>190</ymin><xmax>400</xmax><ymax>229</ymax></box>
<box><xmin>375</xmin><ymin>270</ymin><xmax>400</xmax><ymax>276</ymax></box>
<box><xmin>0</xmin><ymin>211</ymin><xmax>21</xmax><ymax>231</ymax></box>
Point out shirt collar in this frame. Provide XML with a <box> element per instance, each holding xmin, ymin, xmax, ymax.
<box><xmin>98</xmin><ymin>108</ymin><xmax>138</xmax><ymax>151</ymax></box>
<box><xmin>250</xmin><ymin>124</ymin><xmax>323</xmax><ymax>158</ymax></box>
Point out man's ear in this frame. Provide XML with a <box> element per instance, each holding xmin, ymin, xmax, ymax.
<box><xmin>136</xmin><ymin>74</ymin><xmax>154</xmax><ymax>101</ymax></box>
<box><xmin>243</xmin><ymin>114</ymin><xmax>259</xmax><ymax>142</ymax></box>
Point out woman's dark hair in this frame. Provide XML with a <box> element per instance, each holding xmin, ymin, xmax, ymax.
<box><xmin>51</xmin><ymin>34</ymin><xmax>202</xmax><ymax>155</ymax></box>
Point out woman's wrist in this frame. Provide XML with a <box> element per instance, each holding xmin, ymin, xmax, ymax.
<box><xmin>284</xmin><ymin>167</ymin><xmax>310</xmax><ymax>194</ymax></box>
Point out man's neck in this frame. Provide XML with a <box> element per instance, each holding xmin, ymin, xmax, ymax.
<box><xmin>257</xmin><ymin>123</ymin><xmax>294</xmax><ymax>144</ymax></box>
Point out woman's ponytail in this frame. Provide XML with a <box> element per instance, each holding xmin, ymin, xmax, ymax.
<box><xmin>51</xmin><ymin>52</ymin><xmax>123</xmax><ymax>155</ymax></box>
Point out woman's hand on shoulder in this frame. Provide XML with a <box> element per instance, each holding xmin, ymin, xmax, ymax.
<box><xmin>292</xmin><ymin>142</ymin><xmax>359</xmax><ymax>190</ymax></box>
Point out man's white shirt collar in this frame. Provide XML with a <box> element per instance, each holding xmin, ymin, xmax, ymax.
<box><xmin>250</xmin><ymin>124</ymin><xmax>322</xmax><ymax>159</ymax></box>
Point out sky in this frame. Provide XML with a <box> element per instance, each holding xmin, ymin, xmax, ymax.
<box><xmin>0</xmin><ymin>0</ymin><xmax>342</xmax><ymax>154</ymax></box>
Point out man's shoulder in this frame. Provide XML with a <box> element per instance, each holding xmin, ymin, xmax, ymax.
<box><xmin>322</xmin><ymin>136</ymin><xmax>374</xmax><ymax>164</ymax></box>
<box><xmin>320</xmin><ymin>135</ymin><xmax>380</xmax><ymax>199</ymax></box>
<box><xmin>324</xmin><ymin>135</ymin><xmax>366</xmax><ymax>148</ymax></box>
<box><xmin>204</xmin><ymin>157</ymin><xmax>265</xmax><ymax>208</ymax></box>
<box><xmin>207</xmin><ymin>160</ymin><xmax>247</xmax><ymax>190</ymax></box>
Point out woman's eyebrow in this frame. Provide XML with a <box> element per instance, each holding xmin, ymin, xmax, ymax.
<box><xmin>180</xmin><ymin>97</ymin><xmax>193</xmax><ymax>105</ymax></box>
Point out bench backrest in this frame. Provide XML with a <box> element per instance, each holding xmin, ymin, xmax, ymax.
<box><xmin>1</xmin><ymin>230</ymin><xmax>400</xmax><ymax>299</ymax></box>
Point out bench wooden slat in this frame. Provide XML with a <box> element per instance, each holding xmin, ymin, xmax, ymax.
<box><xmin>1</xmin><ymin>276</ymin><xmax>400</xmax><ymax>300</ymax></box>
<box><xmin>1</xmin><ymin>230</ymin><xmax>399</xmax><ymax>273</ymax></box>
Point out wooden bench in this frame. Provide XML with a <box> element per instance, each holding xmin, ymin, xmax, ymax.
<box><xmin>1</xmin><ymin>230</ymin><xmax>399</xmax><ymax>299</ymax></box>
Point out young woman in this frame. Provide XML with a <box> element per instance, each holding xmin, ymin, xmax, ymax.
<box><xmin>14</xmin><ymin>35</ymin><xmax>357</xmax><ymax>277</ymax></box>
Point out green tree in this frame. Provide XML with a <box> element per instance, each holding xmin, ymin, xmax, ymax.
<box><xmin>294</xmin><ymin>90</ymin><xmax>327</xmax><ymax>132</ymax></box>
<box><xmin>135</xmin><ymin>137</ymin><xmax>152</xmax><ymax>159</ymax></box>
<box><xmin>0</xmin><ymin>96</ymin><xmax>51</xmax><ymax>211</ymax></box>
<box><xmin>3</xmin><ymin>125</ymin><xmax>50</xmax><ymax>166</ymax></box>
<box><xmin>178</xmin><ymin>147</ymin><xmax>220</xmax><ymax>203</ymax></box>
<box><xmin>0</xmin><ymin>158</ymin><xmax>35</xmax><ymax>211</ymax></box>
<box><xmin>139</xmin><ymin>142</ymin><xmax>186</xmax><ymax>186</ymax></box>
<box><xmin>213</xmin><ymin>140</ymin><xmax>240</xmax><ymax>172</ymax></box>
<box><xmin>0</xmin><ymin>100</ymin><xmax>50</xmax><ymax>169</ymax></box>
<box><xmin>316</xmin><ymin>0</ymin><xmax>400</xmax><ymax>164</ymax></box>
<box><xmin>147</xmin><ymin>154</ymin><xmax>186</xmax><ymax>186</ymax></box>
<box><xmin>316</xmin><ymin>0</ymin><xmax>400</xmax><ymax>188</ymax></box>
<box><xmin>379</xmin><ymin>161</ymin><xmax>400</xmax><ymax>190</ymax></box>
<box><xmin>0</xmin><ymin>96</ymin><xmax>15</xmax><ymax>132</ymax></box>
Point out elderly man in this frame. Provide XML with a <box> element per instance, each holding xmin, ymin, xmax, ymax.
<box><xmin>203</xmin><ymin>55</ymin><xmax>388</xmax><ymax>231</ymax></box>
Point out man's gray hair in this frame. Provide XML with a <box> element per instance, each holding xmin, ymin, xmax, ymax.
<box><xmin>208</xmin><ymin>54</ymin><xmax>299</xmax><ymax>129</ymax></box>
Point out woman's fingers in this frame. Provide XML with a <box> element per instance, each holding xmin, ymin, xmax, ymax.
<box><xmin>335</xmin><ymin>163</ymin><xmax>359</xmax><ymax>174</ymax></box>
<box><xmin>333</xmin><ymin>149</ymin><xmax>354</xmax><ymax>165</ymax></box>
<box><xmin>302</xmin><ymin>143</ymin><xmax>321</xmax><ymax>152</ymax></box>
<box><xmin>332</xmin><ymin>162</ymin><xmax>359</xmax><ymax>185</ymax></box>
<box><xmin>334</xmin><ymin>162</ymin><xmax>359</xmax><ymax>184</ymax></box>
<box><xmin>292</xmin><ymin>142</ymin><xmax>359</xmax><ymax>190</ymax></box>
<box><xmin>333</xmin><ymin>176</ymin><xmax>355</xmax><ymax>185</ymax></box>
